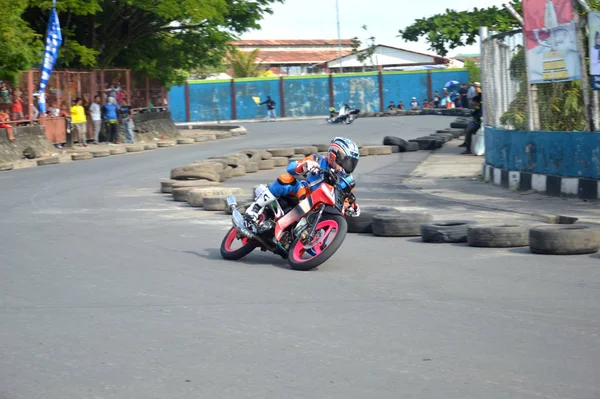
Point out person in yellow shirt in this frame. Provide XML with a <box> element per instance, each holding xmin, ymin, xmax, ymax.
<box><xmin>70</xmin><ymin>97</ymin><xmax>88</xmax><ymax>146</ymax></box>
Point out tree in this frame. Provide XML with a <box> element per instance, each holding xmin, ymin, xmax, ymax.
<box><xmin>351</xmin><ymin>25</ymin><xmax>377</xmax><ymax>69</ymax></box>
<box><xmin>463</xmin><ymin>60</ymin><xmax>480</xmax><ymax>83</ymax></box>
<box><xmin>0</xmin><ymin>0</ymin><xmax>43</xmax><ymax>83</ymax></box>
<box><xmin>398</xmin><ymin>1</ymin><xmax>522</xmax><ymax>56</ymax></box>
<box><xmin>227</xmin><ymin>48</ymin><xmax>265</xmax><ymax>78</ymax></box>
<box><xmin>10</xmin><ymin>0</ymin><xmax>281</xmax><ymax>87</ymax></box>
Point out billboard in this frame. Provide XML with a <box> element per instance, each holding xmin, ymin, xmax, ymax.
<box><xmin>588</xmin><ymin>12</ymin><xmax>600</xmax><ymax>89</ymax></box>
<box><xmin>523</xmin><ymin>0</ymin><xmax>581</xmax><ymax>84</ymax></box>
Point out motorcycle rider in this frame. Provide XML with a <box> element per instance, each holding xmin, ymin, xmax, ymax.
<box><xmin>331</xmin><ymin>104</ymin><xmax>350</xmax><ymax>123</ymax></box>
<box><xmin>245</xmin><ymin>137</ymin><xmax>361</xmax><ymax>221</ymax></box>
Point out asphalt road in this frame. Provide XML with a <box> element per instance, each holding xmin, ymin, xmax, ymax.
<box><xmin>1</xmin><ymin>117</ymin><xmax>599</xmax><ymax>399</ymax></box>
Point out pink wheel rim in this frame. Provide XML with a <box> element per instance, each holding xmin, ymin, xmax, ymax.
<box><xmin>291</xmin><ymin>219</ymin><xmax>339</xmax><ymax>263</ymax></box>
<box><xmin>224</xmin><ymin>228</ymin><xmax>249</xmax><ymax>252</ymax></box>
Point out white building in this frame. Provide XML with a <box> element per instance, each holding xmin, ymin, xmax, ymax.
<box><xmin>321</xmin><ymin>45</ymin><xmax>448</xmax><ymax>73</ymax></box>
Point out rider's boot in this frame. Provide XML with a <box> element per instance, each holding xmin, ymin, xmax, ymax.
<box><xmin>245</xmin><ymin>186</ymin><xmax>277</xmax><ymax>222</ymax></box>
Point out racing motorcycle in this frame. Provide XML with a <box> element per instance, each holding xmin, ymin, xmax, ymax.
<box><xmin>220</xmin><ymin>168</ymin><xmax>357</xmax><ymax>271</ymax></box>
<box><xmin>326</xmin><ymin>107</ymin><xmax>360</xmax><ymax>125</ymax></box>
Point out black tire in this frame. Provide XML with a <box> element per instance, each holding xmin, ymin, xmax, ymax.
<box><xmin>220</xmin><ymin>227</ymin><xmax>258</xmax><ymax>260</ymax></box>
<box><xmin>409</xmin><ymin>138</ymin><xmax>439</xmax><ymax>150</ymax></box>
<box><xmin>431</xmin><ymin>133</ymin><xmax>454</xmax><ymax>142</ymax></box>
<box><xmin>372</xmin><ymin>212</ymin><xmax>433</xmax><ymax>237</ymax></box>
<box><xmin>421</xmin><ymin>220</ymin><xmax>476</xmax><ymax>243</ymax></box>
<box><xmin>383</xmin><ymin>136</ymin><xmax>408</xmax><ymax>148</ymax></box>
<box><xmin>406</xmin><ymin>142</ymin><xmax>419</xmax><ymax>151</ymax></box>
<box><xmin>288</xmin><ymin>214</ymin><xmax>348</xmax><ymax>271</ymax></box>
<box><xmin>347</xmin><ymin>206</ymin><xmax>401</xmax><ymax>233</ymax></box>
<box><xmin>390</xmin><ymin>145</ymin><xmax>400</xmax><ymax>153</ymax></box>
<box><xmin>529</xmin><ymin>224</ymin><xmax>600</xmax><ymax>255</ymax></box>
<box><xmin>467</xmin><ymin>224</ymin><xmax>530</xmax><ymax>248</ymax></box>
<box><xmin>450</xmin><ymin>121</ymin><xmax>469</xmax><ymax>129</ymax></box>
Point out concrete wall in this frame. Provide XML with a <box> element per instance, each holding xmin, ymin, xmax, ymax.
<box><xmin>171</xmin><ymin>70</ymin><xmax>471</xmax><ymax>122</ymax></box>
<box><xmin>485</xmin><ymin>127</ymin><xmax>600</xmax><ymax>179</ymax></box>
<box><xmin>0</xmin><ymin>125</ymin><xmax>57</xmax><ymax>163</ymax></box>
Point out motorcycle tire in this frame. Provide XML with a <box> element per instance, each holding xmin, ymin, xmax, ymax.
<box><xmin>288</xmin><ymin>213</ymin><xmax>348</xmax><ymax>271</ymax></box>
<box><xmin>220</xmin><ymin>227</ymin><xmax>258</xmax><ymax>260</ymax></box>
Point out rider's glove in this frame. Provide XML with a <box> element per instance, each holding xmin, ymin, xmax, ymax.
<box><xmin>301</xmin><ymin>160</ymin><xmax>320</xmax><ymax>175</ymax></box>
<box><xmin>346</xmin><ymin>203</ymin><xmax>361</xmax><ymax>218</ymax></box>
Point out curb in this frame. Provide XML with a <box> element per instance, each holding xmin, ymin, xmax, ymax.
<box><xmin>402</xmin><ymin>179</ymin><xmax>595</xmax><ymax>225</ymax></box>
<box><xmin>174</xmin><ymin>109</ymin><xmax>471</xmax><ymax>127</ymax></box>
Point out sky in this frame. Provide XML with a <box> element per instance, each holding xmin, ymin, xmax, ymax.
<box><xmin>241</xmin><ymin>0</ymin><xmax>508</xmax><ymax>57</ymax></box>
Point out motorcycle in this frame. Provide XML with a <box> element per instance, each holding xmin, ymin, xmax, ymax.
<box><xmin>220</xmin><ymin>168</ymin><xmax>357</xmax><ymax>271</ymax></box>
<box><xmin>326</xmin><ymin>108</ymin><xmax>360</xmax><ymax>125</ymax></box>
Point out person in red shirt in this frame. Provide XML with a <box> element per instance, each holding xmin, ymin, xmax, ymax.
<box><xmin>0</xmin><ymin>110</ymin><xmax>15</xmax><ymax>141</ymax></box>
<box><xmin>11</xmin><ymin>89</ymin><xmax>24</xmax><ymax>121</ymax></box>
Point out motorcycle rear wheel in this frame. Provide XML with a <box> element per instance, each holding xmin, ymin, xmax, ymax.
<box><xmin>220</xmin><ymin>227</ymin><xmax>258</xmax><ymax>260</ymax></box>
<box><xmin>288</xmin><ymin>214</ymin><xmax>348</xmax><ymax>271</ymax></box>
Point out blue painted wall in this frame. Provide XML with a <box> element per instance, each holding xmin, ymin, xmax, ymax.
<box><xmin>485</xmin><ymin>127</ymin><xmax>600</xmax><ymax>179</ymax></box>
<box><xmin>171</xmin><ymin>70</ymin><xmax>471</xmax><ymax>122</ymax></box>
<box><xmin>382</xmin><ymin>72</ymin><xmax>429</xmax><ymax>109</ymax></box>
<box><xmin>284</xmin><ymin>77</ymin><xmax>329</xmax><ymax>117</ymax></box>
<box><xmin>168</xmin><ymin>85</ymin><xmax>186</xmax><ymax>122</ymax></box>
<box><xmin>332</xmin><ymin>75</ymin><xmax>380</xmax><ymax>113</ymax></box>
<box><xmin>188</xmin><ymin>82</ymin><xmax>232</xmax><ymax>122</ymax></box>
<box><xmin>430</xmin><ymin>70</ymin><xmax>470</xmax><ymax>97</ymax></box>
<box><xmin>235</xmin><ymin>79</ymin><xmax>280</xmax><ymax>120</ymax></box>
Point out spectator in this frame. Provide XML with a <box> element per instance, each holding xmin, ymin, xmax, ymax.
<box><xmin>119</xmin><ymin>97</ymin><xmax>135</xmax><ymax>144</ymax></box>
<box><xmin>387</xmin><ymin>101</ymin><xmax>396</xmax><ymax>110</ymax></box>
<box><xmin>467</xmin><ymin>82</ymin><xmax>476</xmax><ymax>109</ymax></box>
<box><xmin>396</xmin><ymin>101</ymin><xmax>405</xmax><ymax>110</ymax></box>
<box><xmin>428</xmin><ymin>100</ymin><xmax>435</xmax><ymax>108</ymax></box>
<box><xmin>409</xmin><ymin>97</ymin><xmax>420</xmax><ymax>110</ymax></box>
<box><xmin>475</xmin><ymin>82</ymin><xmax>482</xmax><ymax>94</ymax></box>
<box><xmin>459</xmin><ymin>94</ymin><xmax>483</xmax><ymax>155</ymax></box>
<box><xmin>11</xmin><ymin>89</ymin><xmax>24</xmax><ymax>121</ymax></box>
<box><xmin>459</xmin><ymin>84</ymin><xmax>468</xmax><ymax>108</ymax></box>
<box><xmin>259</xmin><ymin>95</ymin><xmax>276</xmax><ymax>121</ymax></box>
<box><xmin>433</xmin><ymin>91</ymin><xmax>441</xmax><ymax>108</ymax></box>
<box><xmin>103</xmin><ymin>97</ymin><xmax>119</xmax><ymax>144</ymax></box>
<box><xmin>70</xmin><ymin>97</ymin><xmax>88</xmax><ymax>146</ymax></box>
<box><xmin>422</xmin><ymin>99</ymin><xmax>431</xmax><ymax>109</ymax></box>
<box><xmin>0</xmin><ymin>82</ymin><xmax>10</xmax><ymax>112</ymax></box>
<box><xmin>0</xmin><ymin>110</ymin><xmax>15</xmax><ymax>141</ymax></box>
<box><xmin>90</xmin><ymin>95</ymin><xmax>102</xmax><ymax>144</ymax></box>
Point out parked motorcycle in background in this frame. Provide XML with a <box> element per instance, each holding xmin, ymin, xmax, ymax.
<box><xmin>327</xmin><ymin>104</ymin><xmax>360</xmax><ymax>124</ymax></box>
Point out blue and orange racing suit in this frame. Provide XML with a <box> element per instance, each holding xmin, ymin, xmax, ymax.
<box><xmin>268</xmin><ymin>153</ymin><xmax>355</xmax><ymax>201</ymax></box>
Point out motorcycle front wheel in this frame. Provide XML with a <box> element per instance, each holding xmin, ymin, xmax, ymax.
<box><xmin>220</xmin><ymin>227</ymin><xmax>258</xmax><ymax>260</ymax></box>
<box><xmin>288</xmin><ymin>213</ymin><xmax>348</xmax><ymax>271</ymax></box>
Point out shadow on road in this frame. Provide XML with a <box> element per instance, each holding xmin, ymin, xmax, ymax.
<box><xmin>183</xmin><ymin>248</ymin><xmax>291</xmax><ymax>269</ymax></box>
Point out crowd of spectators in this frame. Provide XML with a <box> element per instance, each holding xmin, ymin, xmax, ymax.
<box><xmin>387</xmin><ymin>82</ymin><xmax>482</xmax><ymax>112</ymax></box>
<box><xmin>0</xmin><ymin>79</ymin><xmax>167</xmax><ymax>146</ymax></box>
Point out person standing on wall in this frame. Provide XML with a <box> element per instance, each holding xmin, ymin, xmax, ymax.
<box><xmin>260</xmin><ymin>95</ymin><xmax>277</xmax><ymax>122</ymax></box>
<box><xmin>103</xmin><ymin>97</ymin><xmax>120</xmax><ymax>144</ymax></box>
<box><xmin>119</xmin><ymin>97</ymin><xmax>135</xmax><ymax>144</ymax></box>
<box><xmin>459</xmin><ymin>94</ymin><xmax>482</xmax><ymax>155</ymax></box>
<box><xmin>90</xmin><ymin>95</ymin><xmax>102</xmax><ymax>144</ymax></box>
<box><xmin>70</xmin><ymin>97</ymin><xmax>88</xmax><ymax>147</ymax></box>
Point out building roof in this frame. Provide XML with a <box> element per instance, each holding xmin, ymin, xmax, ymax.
<box><xmin>233</xmin><ymin>39</ymin><xmax>355</xmax><ymax>47</ymax></box>
<box><xmin>238</xmin><ymin>49</ymin><xmax>353</xmax><ymax>65</ymax></box>
<box><xmin>324</xmin><ymin>44</ymin><xmax>446</xmax><ymax>65</ymax></box>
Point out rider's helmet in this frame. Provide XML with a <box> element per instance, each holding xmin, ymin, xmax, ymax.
<box><xmin>327</xmin><ymin>137</ymin><xmax>360</xmax><ymax>174</ymax></box>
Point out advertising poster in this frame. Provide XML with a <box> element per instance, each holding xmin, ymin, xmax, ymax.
<box><xmin>523</xmin><ymin>0</ymin><xmax>581</xmax><ymax>84</ymax></box>
<box><xmin>588</xmin><ymin>12</ymin><xmax>600</xmax><ymax>89</ymax></box>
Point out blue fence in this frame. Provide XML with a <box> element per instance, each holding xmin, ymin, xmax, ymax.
<box><xmin>485</xmin><ymin>127</ymin><xmax>600</xmax><ymax>179</ymax></box>
<box><xmin>170</xmin><ymin>69</ymin><xmax>470</xmax><ymax>122</ymax></box>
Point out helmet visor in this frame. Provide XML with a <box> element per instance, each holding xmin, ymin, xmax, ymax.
<box><xmin>340</xmin><ymin>156</ymin><xmax>358</xmax><ymax>173</ymax></box>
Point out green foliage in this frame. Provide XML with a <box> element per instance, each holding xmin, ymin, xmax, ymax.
<box><xmin>464</xmin><ymin>60</ymin><xmax>480</xmax><ymax>83</ymax></box>
<box><xmin>500</xmin><ymin>48</ymin><xmax>586</xmax><ymax>132</ymax></box>
<box><xmin>228</xmin><ymin>48</ymin><xmax>264</xmax><ymax>78</ymax></box>
<box><xmin>398</xmin><ymin>1</ymin><xmax>522</xmax><ymax>56</ymax></box>
<box><xmin>0</xmin><ymin>0</ymin><xmax>44</xmax><ymax>83</ymax></box>
<box><xmin>351</xmin><ymin>25</ymin><xmax>377</xmax><ymax>68</ymax></box>
<box><xmin>6</xmin><ymin>0</ymin><xmax>280</xmax><ymax>87</ymax></box>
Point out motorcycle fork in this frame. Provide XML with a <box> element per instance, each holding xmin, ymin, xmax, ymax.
<box><xmin>304</xmin><ymin>205</ymin><xmax>326</xmax><ymax>243</ymax></box>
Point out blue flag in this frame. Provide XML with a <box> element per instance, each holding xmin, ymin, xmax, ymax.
<box><xmin>38</xmin><ymin>5</ymin><xmax>62</xmax><ymax>114</ymax></box>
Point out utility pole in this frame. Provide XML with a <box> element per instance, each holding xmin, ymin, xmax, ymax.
<box><xmin>336</xmin><ymin>0</ymin><xmax>343</xmax><ymax>73</ymax></box>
